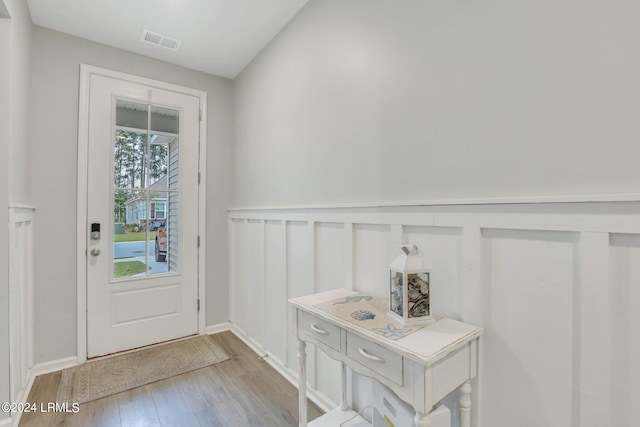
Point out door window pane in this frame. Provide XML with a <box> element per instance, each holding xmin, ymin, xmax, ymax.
<box><xmin>114</xmin><ymin>129</ymin><xmax>148</xmax><ymax>189</ymax></box>
<box><xmin>147</xmin><ymin>191</ymin><xmax>175</xmax><ymax>275</ymax></box>
<box><xmin>113</xmin><ymin>190</ymin><xmax>150</xmax><ymax>279</ymax></box>
<box><xmin>113</xmin><ymin>99</ymin><xmax>179</xmax><ymax>279</ymax></box>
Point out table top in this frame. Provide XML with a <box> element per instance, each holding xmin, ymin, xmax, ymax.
<box><xmin>290</xmin><ymin>288</ymin><xmax>483</xmax><ymax>365</ymax></box>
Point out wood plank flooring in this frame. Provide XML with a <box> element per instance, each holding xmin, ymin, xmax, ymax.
<box><xmin>19</xmin><ymin>331</ymin><xmax>323</xmax><ymax>426</ymax></box>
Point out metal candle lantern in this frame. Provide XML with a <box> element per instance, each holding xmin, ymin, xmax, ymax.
<box><xmin>388</xmin><ymin>244</ymin><xmax>434</xmax><ymax>325</ymax></box>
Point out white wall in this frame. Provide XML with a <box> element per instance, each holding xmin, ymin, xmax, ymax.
<box><xmin>0</xmin><ymin>11</ymin><xmax>12</xmax><ymax>425</ymax></box>
<box><xmin>6</xmin><ymin>0</ymin><xmax>31</xmax><ymax>205</ymax></box>
<box><xmin>228</xmin><ymin>203</ymin><xmax>640</xmax><ymax>427</ymax></box>
<box><xmin>230</xmin><ymin>1</ymin><xmax>640</xmax><ymax>426</ymax></box>
<box><xmin>1</xmin><ymin>0</ymin><xmax>32</xmax><ymax>423</ymax></box>
<box><xmin>232</xmin><ymin>0</ymin><xmax>640</xmax><ymax>207</ymax></box>
<box><xmin>29</xmin><ymin>27</ymin><xmax>233</xmax><ymax>363</ymax></box>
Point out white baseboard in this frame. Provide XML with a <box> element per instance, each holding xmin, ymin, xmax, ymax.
<box><xmin>205</xmin><ymin>322</ymin><xmax>232</xmax><ymax>335</ymax></box>
<box><xmin>228</xmin><ymin>324</ymin><xmax>337</xmax><ymax>414</ymax></box>
<box><xmin>33</xmin><ymin>356</ymin><xmax>78</xmax><ymax>377</ymax></box>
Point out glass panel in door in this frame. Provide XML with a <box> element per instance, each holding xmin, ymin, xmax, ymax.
<box><xmin>112</xmin><ymin>99</ymin><xmax>179</xmax><ymax>279</ymax></box>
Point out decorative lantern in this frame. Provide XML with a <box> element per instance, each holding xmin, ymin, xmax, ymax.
<box><xmin>388</xmin><ymin>244</ymin><xmax>434</xmax><ymax>325</ymax></box>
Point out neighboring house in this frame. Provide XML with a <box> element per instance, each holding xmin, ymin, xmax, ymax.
<box><xmin>124</xmin><ymin>176</ymin><xmax>167</xmax><ymax>229</ymax></box>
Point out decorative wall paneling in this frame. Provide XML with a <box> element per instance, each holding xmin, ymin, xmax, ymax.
<box><xmin>228</xmin><ymin>202</ymin><xmax>640</xmax><ymax>427</ymax></box>
<box><xmin>8</xmin><ymin>205</ymin><xmax>35</xmax><ymax>427</ymax></box>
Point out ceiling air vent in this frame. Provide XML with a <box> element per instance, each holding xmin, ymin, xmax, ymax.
<box><xmin>141</xmin><ymin>29</ymin><xmax>181</xmax><ymax>51</ymax></box>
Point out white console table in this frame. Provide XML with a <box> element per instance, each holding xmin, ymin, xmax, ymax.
<box><xmin>290</xmin><ymin>289</ymin><xmax>482</xmax><ymax>427</ymax></box>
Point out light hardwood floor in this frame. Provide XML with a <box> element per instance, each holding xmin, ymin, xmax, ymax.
<box><xmin>19</xmin><ymin>331</ymin><xmax>323</xmax><ymax>426</ymax></box>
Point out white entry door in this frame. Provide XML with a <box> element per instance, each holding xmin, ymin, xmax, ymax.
<box><xmin>86</xmin><ymin>73</ymin><xmax>200</xmax><ymax>358</ymax></box>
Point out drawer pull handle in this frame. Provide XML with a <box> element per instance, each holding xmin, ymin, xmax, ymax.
<box><xmin>310</xmin><ymin>324</ymin><xmax>329</xmax><ymax>335</ymax></box>
<box><xmin>358</xmin><ymin>347</ymin><xmax>385</xmax><ymax>363</ymax></box>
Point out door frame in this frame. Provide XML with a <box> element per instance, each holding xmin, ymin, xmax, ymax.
<box><xmin>76</xmin><ymin>64</ymin><xmax>207</xmax><ymax>363</ymax></box>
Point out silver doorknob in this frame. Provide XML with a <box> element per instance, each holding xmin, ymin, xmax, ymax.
<box><xmin>90</xmin><ymin>248</ymin><xmax>101</xmax><ymax>256</ymax></box>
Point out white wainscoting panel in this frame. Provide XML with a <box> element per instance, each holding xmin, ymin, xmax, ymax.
<box><xmin>481</xmin><ymin>229</ymin><xmax>577</xmax><ymax>427</ymax></box>
<box><xmin>610</xmin><ymin>233</ymin><xmax>640</xmax><ymax>427</ymax></box>
<box><xmin>287</xmin><ymin>221</ymin><xmax>315</xmax><ymax>385</ymax></box>
<box><xmin>353</xmin><ymin>223</ymin><xmax>394</xmax><ymax>298</ymax></box>
<box><xmin>8</xmin><ymin>205</ymin><xmax>35</xmax><ymax>427</ymax></box>
<box><xmin>264</xmin><ymin>220</ymin><xmax>288</xmax><ymax>365</ymax></box>
<box><xmin>228</xmin><ymin>202</ymin><xmax>640</xmax><ymax>427</ymax></box>
<box><xmin>315</xmin><ymin>222</ymin><xmax>345</xmax><ymax>293</ymax></box>
<box><xmin>245</xmin><ymin>219</ymin><xmax>265</xmax><ymax>345</ymax></box>
<box><xmin>314</xmin><ymin>222</ymin><xmax>346</xmax><ymax>404</ymax></box>
<box><xmin>230</xmin><ymin>219</ymin><xmax>248</xmax><ymax>336</ymax></box>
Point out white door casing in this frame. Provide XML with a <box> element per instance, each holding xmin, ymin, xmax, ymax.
<box><xmin>78</xmin><ymin>66</ymin><xmax>207</xmax><ymax>359</ymax></box>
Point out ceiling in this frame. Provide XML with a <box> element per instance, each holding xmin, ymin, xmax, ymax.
<box><xmin>27</xmin><ymin>0</ymin><xmax>309</xmax><ymax>79</ymax></box>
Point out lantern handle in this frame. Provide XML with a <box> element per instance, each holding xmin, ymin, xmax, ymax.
<box><xmin>399</xmin><ymin>244</ymin><xmax>423</xmax><ymax>256</ymax></box>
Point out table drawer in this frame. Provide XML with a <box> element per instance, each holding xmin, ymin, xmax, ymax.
<box><xmin>300</xmin><ymin>312</ymin><xmax>341</xmax><ymax>351</ymax></box>
<box><xmin>346</xmin><ymin>332</ymin><xmax>403</xmax><ymax>385</ymax></box>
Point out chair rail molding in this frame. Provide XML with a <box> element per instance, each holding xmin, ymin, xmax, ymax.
<box><xmin>228</xmin><ymin>199</ymin><xmax>640</xmax><ymax>427</ymax></box>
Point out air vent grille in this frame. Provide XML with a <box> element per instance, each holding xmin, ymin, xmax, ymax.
<box><xmin>141</xmin><ymin>30</ymin><xmax>181</xmax><ymax>51</ymax></box>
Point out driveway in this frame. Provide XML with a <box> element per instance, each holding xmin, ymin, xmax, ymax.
<box><xmin>114</xmin><ymin>240</ymin><xmax>155</xmax><ymax>258</ymax></box>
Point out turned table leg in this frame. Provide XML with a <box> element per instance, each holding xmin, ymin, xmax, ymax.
<box><xmin>298</xmin><ymin>340</ymin><xmax>307</xmax><ymax>427</ymax></box>
<box><xmin>459</xmin><ymin>380</ymin><xmax>472</xmax><ymax>427</ymax></box>
<box><xmin>340</xmin><ymin>361</ymin><xmax>348</xmax><ymax>411</ymax></box>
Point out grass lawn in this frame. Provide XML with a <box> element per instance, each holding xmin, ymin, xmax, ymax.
<box><xmin>114</xmin><ymin>231</ymin><xmax>156</xmax><ymax>242</ymax></box>
<box><xmin>114</xmin><ymin>261</ymin><xmax>148</xmax><ymax>277</ymax></box>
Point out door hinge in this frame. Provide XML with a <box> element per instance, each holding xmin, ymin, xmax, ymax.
<box><xmin>197</xmin><ymin>299</ymin><xmax>200</xmax><ymax>311</ymax></box>
<box><xmin>198</xmin><ymin>172</ymin><xmax>201</xmax><ymax>184</ymax></box>
<box><xmin>197</xmin><ymin>235</ymin><xmax>200</xmax><ymax>247</ymax></box>
<box><xmin>199</xmin><ymin>109</ymin><xmax>202</xmax><ymax>122</ymax></box>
